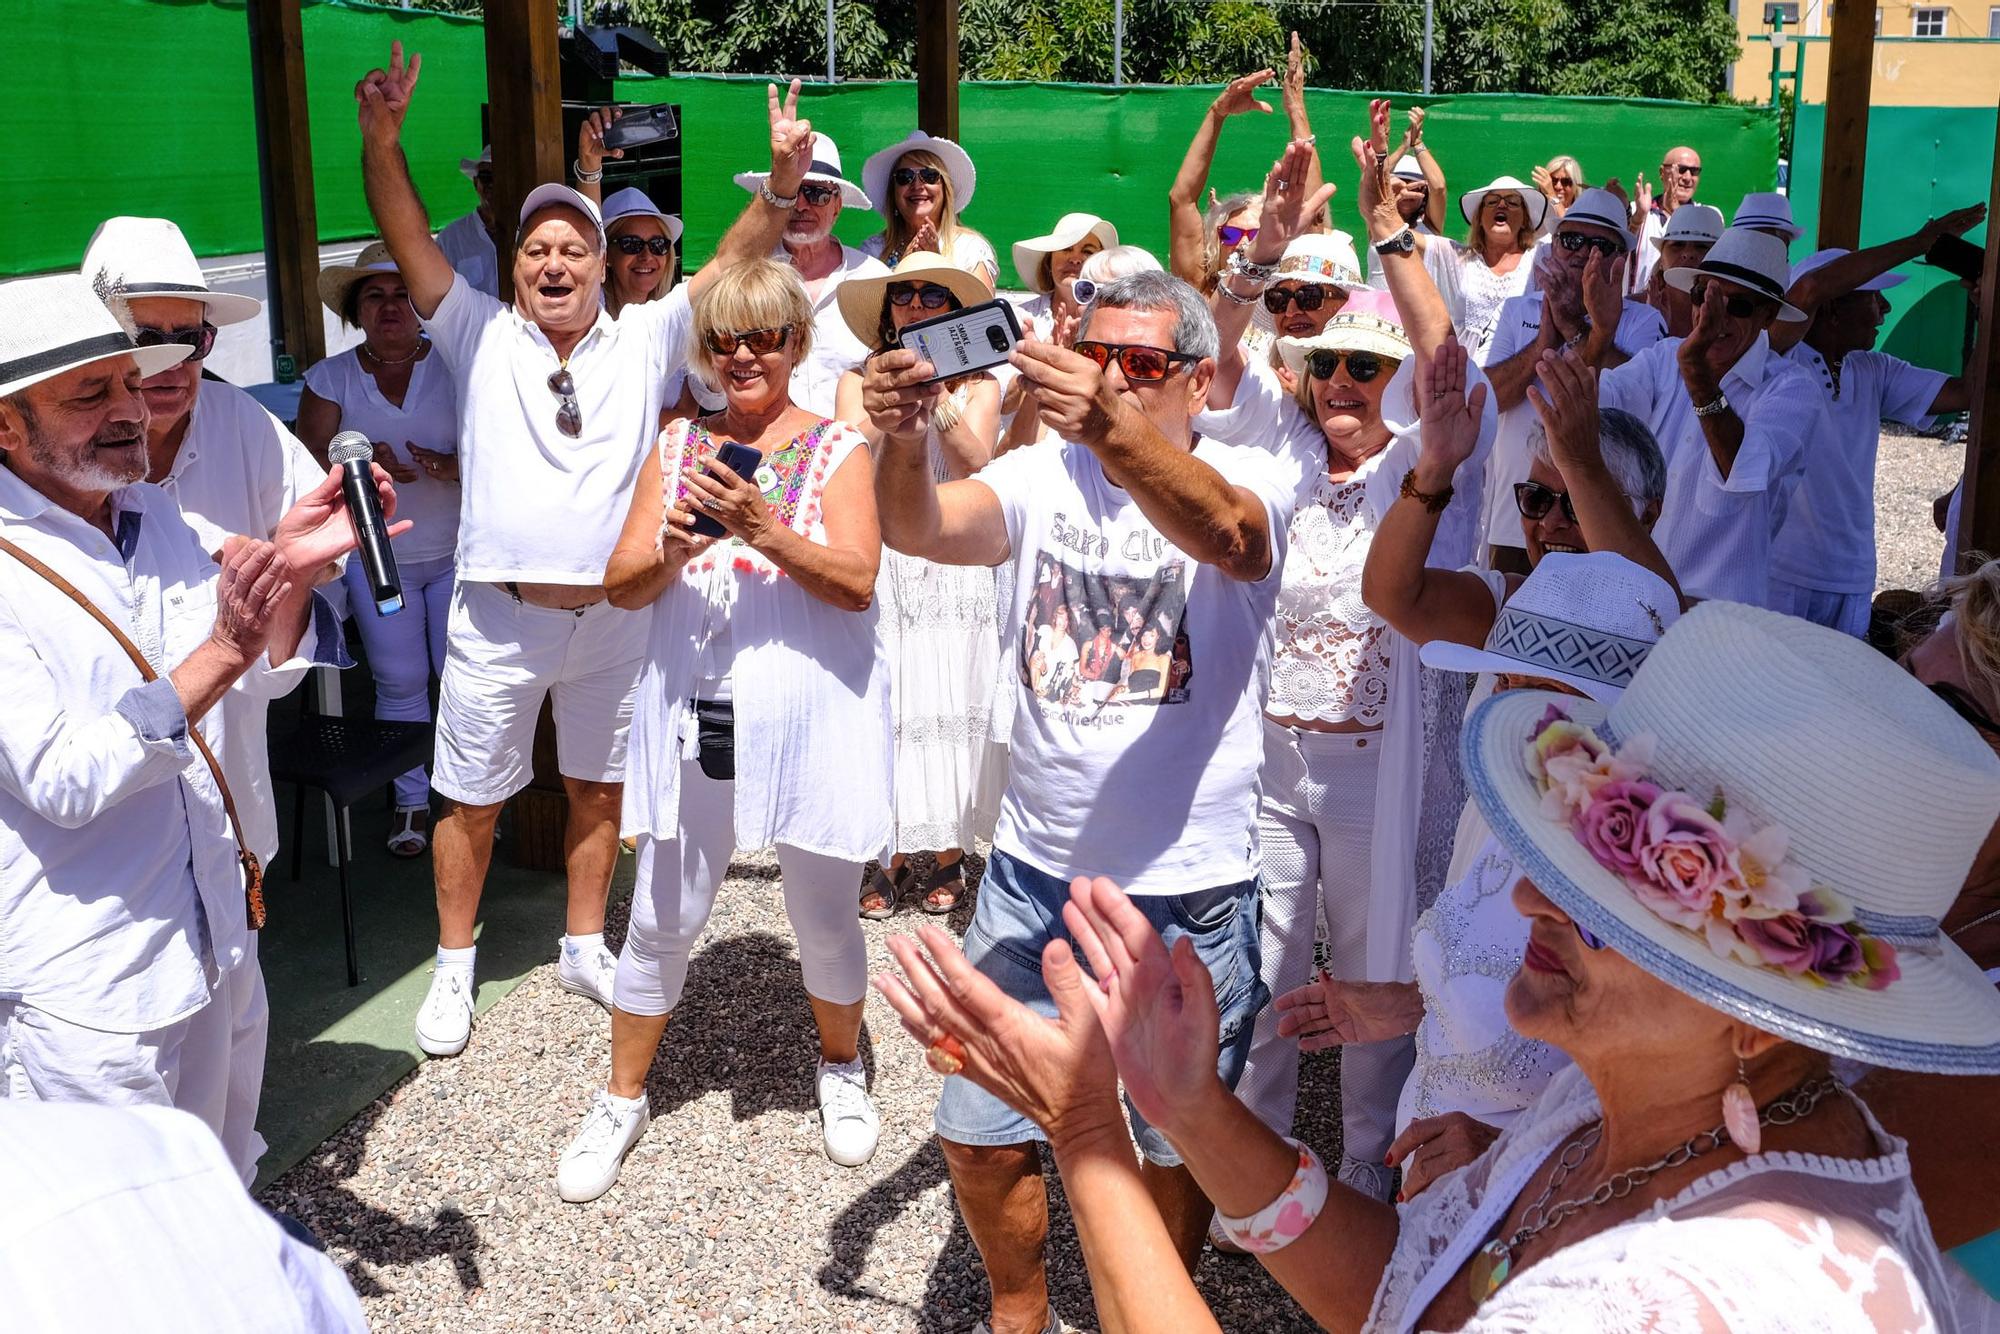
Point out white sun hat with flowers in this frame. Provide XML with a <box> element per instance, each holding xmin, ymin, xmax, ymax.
<box><xmin>1463</xmin><ymin>600</ymin><xmax>2000</xmax><ymax>1074</ymax></box>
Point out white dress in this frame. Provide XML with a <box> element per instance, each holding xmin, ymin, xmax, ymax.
<box><xmin>1368</xmin><ymin>1064</ymin><xmax>1952</xmax><ymax>1332</ymax></box>
<box><xmin>876</xmin><ymin>421</ymin><xmax>1007</xmax><ymax>853</ymax></box>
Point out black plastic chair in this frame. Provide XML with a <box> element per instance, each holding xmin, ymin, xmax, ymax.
<box><xmin>269</xmin><ymin>717</ymin><xmax>434</xmax><ymax>985</ymax></box>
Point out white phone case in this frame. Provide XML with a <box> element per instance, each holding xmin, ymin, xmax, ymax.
<box><xmin>898</xmin><ymin>299</ymin><xmax>1022</xmax><ymax>383</ymax></box>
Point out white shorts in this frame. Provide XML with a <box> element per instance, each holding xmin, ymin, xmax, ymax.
<box><xmin>432</xmin><ymin>580</ymin><xmax>651</xmax><ymax>805</ymax></box>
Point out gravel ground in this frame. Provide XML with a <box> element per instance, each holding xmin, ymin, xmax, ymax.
<box><xmin>268</xmin><ymin>426</ymin><xmax>1962</xmax><ymax>1331</ymax></box>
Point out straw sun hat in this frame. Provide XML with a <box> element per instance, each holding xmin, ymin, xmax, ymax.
<box><xmin>835</xmin><ymin>252</ymin><xmax>991</xmax><ymax>353</ymax></box>
<box><xmin>315</xmin><ymin>242</ymin><xmax>403</xmax><ymax>320</ymax></box>
<box><xmin>82</xmin><ymin>216</ymin><xmax>263</xmax><ymax>326</ymax></box>
<box><xmin>0</xmin><ymin>273</ymin><xmax>192</xmax><ymax>400</ymax></box>
<box><xmin>1464</xmin><ymin>600</ymin><xmax>2000</xmax><ymax>1075</ymax></box>
<box><xmin>1274</xmin><ymin>287</ymin><xmax>1411</xmax><ymax>381</ymax></box>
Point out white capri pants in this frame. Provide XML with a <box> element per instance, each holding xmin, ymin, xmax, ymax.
<box><xmin>1242</xmin><ymin>721</ymin><xmax>1414</xmax><ymax>1172</ymax></box>
<box><xmin>614</xmin><ymin>755</ymin><xmax>870</xmax><ymax>1015</ymax></box>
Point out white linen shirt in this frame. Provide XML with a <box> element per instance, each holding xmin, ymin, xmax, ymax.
<box><xmin>1772</xmin><ymin>344</ymin><xmax>1948</xmax><ymax>596</ymax></box>
<box><xmin>1599</xmin><ymin>333</ymin><xmax>1827</xmax><ymax>605</ymax></box>
<box><xmin>0</xmin><ymin>473</ymin><xmax>328</xmax><ymax>1032</ymax></box>
<box><xmin>152</xmin><ymin>379</ymin><xmax>328</xmax><ymax>864</ymax></box>
<box><xmin>786</xmin><ymin>242</ymin><xmax>888</xmax><ymax>417</ymax></box>
<box><xmin>421</xmin><ymin>272</ymin><xmax>689</xmax><ymax>585</ymax></box>
<box><xmin>436</xmin><ymin>211</ymin><xmax>500</xmax><ymax>299</ymax></box>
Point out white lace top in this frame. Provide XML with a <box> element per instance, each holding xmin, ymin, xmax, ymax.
<box><xmin>1368</xmin><ymin>1065</ymin><xmax>1952</xmax><ymax>1333</ymax></box>
<box><xmin>1270</xmin><ymin>476</ymin><xmax>1392</xmax><ymax>726</ymax></box>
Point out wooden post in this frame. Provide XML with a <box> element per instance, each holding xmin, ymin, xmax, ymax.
<box><xmin>1956</xmin><ymin>96</ymin><xmax>2000</xmax><ymax>567</ymax></box>
<box><xmin>244</xmin><ymin>0</ymin><xmax>324</xmax><ymax>372</ymax></box>
<box><xmin>482</xmin><ymin>0</ymin><xmax>566</xmax><ymax>303</ymax></box>
<box><xmin>1816</xmin><ymin>0</ymin><xmax>1874</xmax><ymax>249</ymax></box>
<box><xmin>916</xmin><ymin>0</ymin><xmax>960</xmax><ymax>140</ymax></box>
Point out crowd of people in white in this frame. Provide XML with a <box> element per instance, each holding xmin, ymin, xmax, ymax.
<box><xmin>3</xmin><ymin>32</ymin><xmax>1999</xmax><ymax>1333</ymax></box>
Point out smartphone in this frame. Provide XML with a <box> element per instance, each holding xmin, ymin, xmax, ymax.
<box><xmin>896</xmin><ymin>299</ymin><xmax>1023</xmax><ymax>384</ymax></box>
<box><xmin>688</xmin><ymin>440</ymin><xmax>763</xmax><ymax>539</ymax></box>
<box><xmin>602</xmin><ymin>104</ymin><xmax>680</xmax><ymax>152</ymax></box>
<box><xmin>1925</xmin><ymin>234</ymin><xmax>1983</xmax><ymax>285</ymax></box>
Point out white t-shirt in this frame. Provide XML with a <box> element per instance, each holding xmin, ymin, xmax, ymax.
<box><xmin>1772</xmin><ymin>345</ymin><xmax>1947</xmax><ymax>595</ymax></box>
<box><xmin>302</xmin><ymin>346</ymin><xmax>462</xmax><ymax>564</ymax></box>
<box><xmin>786</xmin><ymin>243</ymin><xmax>888</xmax><ymax>417</ymax></box>
<box><xmin>1478</xmin><ymin>293</ymin><xmax>1667</xmax><ymax>552</ymax></box>
<box><xmin>419</xmin><ymin>273</ymin><xmax>689</xmax><ymax>584</ymax></box>
<box><xmin>861</xmin><ymin>229</ymin><xmax>999</xmax><ymax>285</ymax></box>
<box><xmin>974</xmin><ymin>436</ymin><xmax>1305</xmax><ymax>893</ymax></box>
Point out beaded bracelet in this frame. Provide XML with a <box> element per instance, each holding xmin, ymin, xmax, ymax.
<box><xmin>1213</xmin><ymin>1138</ymin><xmax>1329</xmax><ymax>1254</ymax></box>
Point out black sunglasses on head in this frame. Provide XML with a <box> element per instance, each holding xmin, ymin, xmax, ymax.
<box><xmin>888</xmin><ymin>282</ymin><xmax>958</xmax><ymax>310</ymax></box>
<box><xmin>1689</xmin><ymin>278</ymin><xmax>1771</xmax><ymax>320</ymax></box>
<box><xmin>133</xmin><ymin>321</ymin><xmax>219</xmax><ymax>361</ymax></box>
<box><xmin>891</xmin><ymin>165</ymin><xmax>944</xmax><ymax>188</ymax></box>
<box><xmin>1514</xmin><ymin>480</ymin><xmax>1578</xmax><ymax>524</ymax></box>
<box><xmin>1304</xmin><ymin>349</ymin><xmax>1391</xmax><ymax>383</ymax></box>
<box><xmin>611</xmin><ymin>234</ymin><xmax>673</xmax><ymax>256</ymax></box>
<box><xmin>1074</xmin><ymin>341</ymin><xmax>1198</xmax><ymax>382</ymax></box>
<box><xmin>1555</xmin><ymin>231</ymin><xmax>1620</xmax><ymax>257</ymax></box>
<box><xmin>1264</xmin><ymin>284</ymin><xmax>1330</xmax><ymax>314</ymax></box>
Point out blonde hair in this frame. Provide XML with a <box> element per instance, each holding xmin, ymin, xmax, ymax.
<box><xmin>1199</xmin><ymin>191</ymin><xmax>1257</xmax><ymax>295</ymax></box>
<box><xmin>686</xmin><ymin>259</ymin><xmax>814</xmax><ymax>392</ymax></box>
<box><xmin>1545</xmin><ymin>155</ymin><xmax>1586</xmax><ymax>189</ymax></box>
<box><xmin>1465</xmin><ymin>189</ymin><xmax>1538</xmax><ymax>256</ymax></box>
<box><xmin>1937</xmin><ymin>556</ymin><xmax>2000</xmax><ymax>702</ymax></box>
<box><xmin>881</xmin><ymin>149</ymin><xmax>984</xmax><ymax>265</ymax></box>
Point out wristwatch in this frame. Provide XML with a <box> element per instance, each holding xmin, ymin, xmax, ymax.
<box><xmin>757</xmin><ymin>180</ymin><xmax>799</xmax><ymax>210</ymax></box>
<box><xmin>1374</xmin><ymin>227</ymin><xmax>1416</xmax><ymax>257</ymax></box>
<box><xmin>1692</xmin><ymin>392</ymin><xmax>1732</xmax><ymax>418</ymax></box>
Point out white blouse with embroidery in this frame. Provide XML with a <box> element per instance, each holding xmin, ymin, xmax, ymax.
<box><xmin>1368</xmin><ymin>1064</ymin><xmax>1951</xmax><ymax>1333</ymax></box>
<box><xmin>1269</xmin><ymin>475</ymin><xmax>1392</xmax><ymax>727</ymax></box>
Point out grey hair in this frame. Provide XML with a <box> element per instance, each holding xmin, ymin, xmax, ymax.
<box><xmin>1529</xmin><ymin>407</ymin><xmax>1666</xmax><ymax>505</ymax></box>
<box><xmin>1078</xmin><ymin>245</ymin><xmax>1163</xmax><ymax>286</ymax></box>
<box><xmin>1076</xmin><ymin>271</ymin><xmax>1219</xmax><ymax>361</ymax></box>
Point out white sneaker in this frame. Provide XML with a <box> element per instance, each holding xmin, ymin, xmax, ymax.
<box><xmin>414</xmin><ymin>967</ymin><xmax>475</xmax><ymax>1057</ymax></box>
<box><xmin>556</xmin><ymin>937</ymin><xmax>619</xmax><ymax>1011</ymax></box>
<box><xmin>557</xmin><ymin>1089</ymin><xmax>650</xmax><ymax>1203</ymax></box>
<box><xmin>816</xmin><ymin>1058</ymin><xmax>880</xmax><ymax>1167</ymax></box>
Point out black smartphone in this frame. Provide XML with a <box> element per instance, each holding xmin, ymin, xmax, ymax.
<box><xmin>602</xmin><ymin>104</ymin><xmax>680</xmax><ymax>152</ymax></box>
<box><xmin>896</xmin><ymin>298</ymin><xmax>1024</xmax><ymax>384</ymax></box>
<box><xmin>1925</xmin><ymin>233</ymin><xmax>1983</xmax><ymax>285</ymax></box>
<box><xmin>688</xmin><ymin>441</ymin><xmax>763</xmax><ymax>539</ymax></box>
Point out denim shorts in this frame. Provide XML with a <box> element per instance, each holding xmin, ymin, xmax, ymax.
<box><xmin>933</xmin><ymin>847</ymin><xmax>1266</xmax><ymax>1166</ymax></box>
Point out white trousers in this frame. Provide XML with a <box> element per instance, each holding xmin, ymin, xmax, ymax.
<box><xmin>346</xmin><ymin>552</ymin><xmax>453</xmax><ymax>808</ymax></box>
<box><xmin>1768</xmin><ymin>578</ymin><xmax>1872</xmax><ymax>639</ymax></box>
<box><xmin>0</xmin><ymin>937</ymin><xmax>269</xmax><ymax>1187</ymax></box>
<box><xmin>614</xmin><ymin>756</ymin><xmax>870</xmax><ymax>1016</ymax></box>
<box><xmin>1243</xmin><ymin>721</ymin><xmax>1414</xmax><ymax>1169</ymax></box>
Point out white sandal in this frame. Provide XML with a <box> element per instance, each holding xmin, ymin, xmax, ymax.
<box><xmin>387</xmin><ymin>806</ymin><xmax>430</xmax><ymax>859</ymax></box>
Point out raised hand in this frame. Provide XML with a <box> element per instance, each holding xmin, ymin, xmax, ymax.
<box><xmin>1281</xmin><ymin>32</ymin><xmax>1309</xmax><ymax>121</ymax></box>
<box><xmin>1539</xmin><ymin>250</ymin><xmax>1584</xmax><ymax>339</ymax></box>
<box><xmin>1581</xmin><ymin>250</ymin><xmax>1627</xmax><ymax>335</ymax></box>
<box><xmin>1247</xmin><ymin>138</ymin><xmax>1338</xmax><ymax>263</ymax></box>
<box><xmin>1352</xmin><ymin>99</ymin><xmax>1402</xmax><ymax>241</ymax></box>
<box><xmin>1677</xmin><ymin>279</ymin><xmax>1725</xmax><ymax>377</ymax></box>
<box><xmin>1632</xmin><ymin>172</ymin><xmax>1653</xmax><ymax>229</ymax></box>
<box><xmin>907</xmin><ymin>218</ymin><xmax>942</xmax><ymax>256</ymax></box>
<box><xmin>354</xmin><ymin>39</ymin><xmax>422</xmax><ymax>144</ymax></box>
<box><xmin>273</xmin><ymin>463</ymin><xmax>408</xmax><ymax>583</ymax></box>
<box><xmin>1011</xmin><ymin>340</ymin><xmax>1122</xmax><ymax>447</ymax></box>
<box><xmin>1213</xmin><ymin>68</ymin><xmax>1277</xmax><ymax>119</ymax></box>
<box><xmin>578</xmin><ymin>105</ymin><xmax>625</xmax><ymax>176</ymax></box>
<box><xmin>1273</xmin><ymin>971</ymin><xmax>1425</xmax><ymax>1051</ymax></box>
<box><xmin>1414</xmin><ymin>336</ymin><xmax>1487</xmax><ymax>489</ymax></box>
<box><xmin>767</xmin><ymin>78</ymin><xmax>812</xmax><ymax>196</ymax></box>
<box><xmin>1923</xmin><ymin>203</ymin><xmax>1988</xmax><ymax>246</ymax></box>
<box><xmin>209</xmin><ymin>537</ymin><xmax>295</xmax><ymax>664</ymax></box>
<box><xmin>861</xmin><ymin>348</ymin><xmax>943</xmax><ymax>443</ymax></box>
<box><xmin>1051</xmin><ymin>304</ymin><xmax>1083</xmax><ymax>350</ymax></box>
<box><xmin>1388</xmin><ymin>1112</ymin><xmax>1500</xmax><ymax>1200</ymax></box>
<box><xmin>1528</xmin><ymin>345</ymin><xmax>1605</xmax><ymax>478</ymax></box>
<box><xmin>1402</xmin><ymin>104</ymin><xmax>1426</xmax><ymax>149</ymax></box>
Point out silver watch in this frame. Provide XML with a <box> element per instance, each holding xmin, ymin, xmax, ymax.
<box><xmin>758</xmin><ymin>180</ymin><xmax>799</xmax><ymax>210</ymax></box>
<box><xmin>1692</xmin><ymin>391</ymin><xmax>1732</xmax><ymax>418</ymax></box>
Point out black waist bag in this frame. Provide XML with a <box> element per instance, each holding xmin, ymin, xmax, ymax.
<box><xmin>694</xmin><ymin>699</ymin><xmax>734</xmax><ymax>781</ymax></box>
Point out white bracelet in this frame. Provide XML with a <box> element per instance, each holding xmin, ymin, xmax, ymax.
<box><xmin>573</xmin><ymin>159</ymin><xmax>604</xmax><ymax>185</ymax></box>
<box><xmin>1213</xmin><ymin>1138</ymin><xmax>1330</xmax><ymax>1254</ymax></box>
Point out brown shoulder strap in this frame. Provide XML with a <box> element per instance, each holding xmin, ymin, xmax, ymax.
<box><xmin>0</xmin><ymin>532</ymin><xmax>267</xmax><ymax>928</ymax></box>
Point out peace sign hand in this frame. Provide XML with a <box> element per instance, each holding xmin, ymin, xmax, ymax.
<box><xmin>767</xmin><ymin>79</ymin><xmax>812</xmax><ymax>196</ymax></box>
<box><xmin>355</xmin><ymin>39</ymin><xmax>422</xmax><ymax>145</ymax></box>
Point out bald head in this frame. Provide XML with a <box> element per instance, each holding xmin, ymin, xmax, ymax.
<box><xmin>1660</xmin><ymin>147</ymin><xmax>1702</xmax><ymax>210</ymax></box>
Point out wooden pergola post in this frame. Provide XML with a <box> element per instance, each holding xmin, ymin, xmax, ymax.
<box><xmin>1816</xmin><ymin>1</ymin><xmax>1873</xmax><ymax>250</ymax></box>
<box><xmin>245</xmin><ymin>0</ymin><xmax>324</xmax><ymax>373</ymax></box>
<box><xmin>482</xmin><ymin>0</ymin><xmax>566</xmax><ymax>303</ymax></box>
<box><xmin>1956</xmin><ymin>96</ymin><xmax>2000</xmax><ymax>565</ymax></box>
<box><xmin>916</xmin><ymin>0</ymin><xmax>960</xmax><ymax>140</ymax></box>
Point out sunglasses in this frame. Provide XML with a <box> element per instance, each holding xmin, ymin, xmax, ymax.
<box><xmin>1689</xmin><ymin>279</ymin><xmax>1770</xmax><ymax>321</ymax></box>
<box><xmin>611</xmin><ymin>234</ymin><xmax>673</xmax><ymax>257</ymax></box>
<box><xmin>1263</xmin><ymin>284</ymin><xmax>1330</xmax><ymax>314</ymax></box>
<box><xmin>1217</xmin><ymin>224</ymin><xmax>1259</xmax><ymax>248</ymax></box>
<box><xmin>1931</xmin><ymin>681</ymin><xmax>2000</xmax><ymax>740</ymax></box>
<box><xmin>1575</xmin><ymin>921</ymin><xmax>1606</xmax><ymax>950</ymax></box>
<box><xmin>704</xmin><ymin>325</ymin><xmax>793</xmax><ymax>356</ymax></box>
<box><xmin>798</xmin><ymin>182</ymin><xmax>840</xmax><ymax>206</ymax></box>
<box><xmin>1555</xmin><ymin>231</ymin><xmax>1620</xmax><ymax>257</ymax></box>
<box><xmin>1550</xmin><ymin>175</ymin><xmax>1574</xmax><ymax>189</ymax></box>
<box><xmin>1304</xmin><ymin>349</ymin><xmax>1391</xmax><ymax>383</ymax></box>
<box><xmin>888</xmin><ymin>282</ymin><xmax>958</xmax><ymax>310</ymax></box>
<box><xmin>891</xmin><ymin>165</ymin><xmax>944</xmax><ymax>188</ymax></box>
<box><xmin>133</xmin><ymin>321</ymin><xmax>219</xmax><ymax>361</ymax></box>
<box><xmin>546</xmin><ymin>366</ymin><xmax>581</xmax><ymax>438</ymax></box>
<box><xmin>1074</xmin><ymin>340</ymin><xmax>1198</xmax><ymax>382</ymax></box>
<box><xmin>1514</xmin><ymin>480</ymin><xmax>1578</xmax><ymax>524</ymax></box>
<box><xmin>1665</xmin><ymin>163</ymin><xmax>1703</xmax><ymax>177</ymax></box>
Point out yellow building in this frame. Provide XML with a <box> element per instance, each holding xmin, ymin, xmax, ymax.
<box><xmin>1731</xmin><ymin>0</ymin><xmax>2000</xmax><ymax>105</ymax></box>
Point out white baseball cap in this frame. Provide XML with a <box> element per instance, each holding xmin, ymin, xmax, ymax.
<box><xmin>1789</xmin><ymin>247</ymin><xmax>1907</xmax><ymax>293</ymax></box>
<box><xmin>518</xmin><ymin>183</ymin><xmax>605</xmax><ymax>244</ymax></box>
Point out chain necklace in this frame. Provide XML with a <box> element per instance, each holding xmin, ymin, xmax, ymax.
<box><xmin>361</xmin><ymin>338</ymin><xmax>422</xmax><ymax>367</ymax></box>
<box><xmin>1467</xmin><ymin>1075</ymin><xmax>1841</xmax><ymax>1303</ymax></box>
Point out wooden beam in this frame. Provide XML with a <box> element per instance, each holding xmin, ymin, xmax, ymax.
<box><xmin>915</xmin><ymin>0</ymin><xmax>960</xmax><ymax>141</ymax></box>
<box><xmin>482</xmin><ymin>0</ymin><xmax>565</xmax><ymax>304</ymax></box>
<box><xmin>1957</xmin><ymin>93</ymin><xmax>2000</xmax><ymax>568</ymax></box>
<box><xmin>1816</xmin><ymin>0</ymin><xmax>1874</xmax><ymax>249</ymax></box>
<box><xmin>245</xmin><ymin>0</ymin><xmax>324</xmax><ymax>373</ymax></box>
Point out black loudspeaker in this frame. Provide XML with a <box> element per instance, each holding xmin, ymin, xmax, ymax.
<box><xmin>558</xmin><ymin>101</ymin><xmax>683</xmax><ymax>225</ymax></box>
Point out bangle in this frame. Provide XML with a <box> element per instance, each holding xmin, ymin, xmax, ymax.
<box><xmin>1214</xmin><ymin>1139</ymin><xmax>1329</xmax><ymax>1254</ymax></box>
<box><xmin>1400</xmin><ymin>468</ymin><xmax>1453</xmax><ymax>513</ymax></box>
<box><xmin>1225</xmin><ymin>250</ymin><xmax>1279</xmax><ymax>283</ymax></box>
<box><xmin>1216</xmin><ymin>276</ymin><xmax>1263</xmax><ymax>306</ymax></box>
<box><xmin>573</xmin><ymin>159</ymin><xmax>604</xmax><ymax>185</ymax></box>
<box><xmin>758</xmin><ymin>180</ymin><xmax>799</xmax><ymax>210</ymax></box>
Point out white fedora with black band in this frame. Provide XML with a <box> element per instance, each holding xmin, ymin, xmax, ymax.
<box><xmin>1555</xmin><ymin>188</ymin><xmax>1636</xmax><ymax>253</ymax></box>
<box><xmin>1732</xmin><ymin>191</ymin><xmax>1802</xmax><ymax>244</ymax></box>
<box><xmin>734</xmin><ymin>132</ymin><xmax>872</xmax><ymax>211</ymax></box>
<box><xmin>81</xmin><ymin>217</ymin><xmax>263</xmax><ymax>327</ymax></box>
<box><xmin>0</xmin><ymin>273</ymin><xmax>192</xmax><ymax>400</ymax></box>
<box><xmin>1662</xmin><ymin>228</ymin><xmax>1808</xmax><ymax>322</ymax></box>
<box><xmin>1661</xmin><ymin>203</ymin><xmax>1727</xmax><ymax>247</ymax></box>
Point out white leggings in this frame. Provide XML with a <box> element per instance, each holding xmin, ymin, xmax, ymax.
<box><xmin>1242</xmin><ymin>722</ymin><xmax>1414</xmax><ymax>1169</ymax></box>
<box><xmin>614</xmin><ymin>755</ymin><xmax>869</xmax><ymax>1016</ymax></box>
<box><xmin>345</xmin><ymin>552</ymin><xmax>453</xmax><ymax>809</ymax></box>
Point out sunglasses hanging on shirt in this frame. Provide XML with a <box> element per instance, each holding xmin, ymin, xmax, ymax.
<box><xmin>546</xmin><ymin>366</ymin><xmax>582</xmax><ymax>438</ymax></box>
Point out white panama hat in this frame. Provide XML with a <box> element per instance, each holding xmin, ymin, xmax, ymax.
<box><xmin>602</xmin><ymin>187</ymin><xmax>685</xmax><ymax>245</ymax></box>
<box><xmin>1556</xmin><ymin>188</ymin><xmax>1637</xmax><ymax>253</ymax></box>
<box><xmin>863</xmin><ymin>131</ymin><xmax>978</xmax><ymax>219</ymax></box>
<box><xmin>1789</xmin><ymin>247</ymin><xmax>1906</xmax><ymax>294</ymax></box>
<box><xmin>0</xmin><ymin>273</ymin><xmax>191</xmax><ymax>400</ymax></box>
<box><xmin>1012</xmin><ymin>213</ymin><xmax>1120</xmax><ymax>295</ymax></box>
<box><xmin>1732</xmin><ymin>191</ymin><xmax>1802</xmax><ymax>243</ymax></box>
<box><xmin>1464</xmin><ymin>600</ymin><xmax>2000</xmax><ymax>1075</ymax></box>
<box><xmin>734</xmin><ymin>132</ymin><xmax>872</xmax><ymax>211</ymax></box>
<box><xmin>1662</xmin><ymin>203</ymin><xmax>1727</xmax><ymax>247</ymax></box>
<box><xmin>1459</xmin><ymin>176</ymin><xmax>1549</xmax><ymax>238</ymax></box>
<box><xmin>459</xmin><ymin>145</ymin><xmax>492</xmax><ymax>180</ymax></box>
<box><xmin>1392</xmin><ymin>154</ymin><xmax>1426</xmax><ymax>181</ymax></box>
<box><xmin>1663</xmin><ymin>227</ymin><xmax>1808</xmax><ymax>322</ymax></box>
<box><xmin>1420</xmin><ymin>552</ymin><xmax>1679</xmax><ymax>702</ymax></box>
<box><xmin>82</xmin><ymin>216</ymin><xmax>263</xmax><ymax>327</ymax></box>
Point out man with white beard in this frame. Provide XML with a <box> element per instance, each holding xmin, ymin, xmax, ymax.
<box><xmin>733</xmin><ymin>132</ymin><xmax>887</xmax><ymax>416</ymax></box>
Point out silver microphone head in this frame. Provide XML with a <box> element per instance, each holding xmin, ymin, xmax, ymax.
<box><xmin>328</xmin><ymin>431</ymin><xmax>373</xmax><ymax>466</ymax></box>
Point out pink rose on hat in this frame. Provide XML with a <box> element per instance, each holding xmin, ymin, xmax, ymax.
<box><xmin>1634</xmin><ymin>794</ymin><xmax>1740</xmax><ymax>927</ymax></box>
<box><xmin>1572</xmin><ymin>779</ymin><xmax>1659</xmax><ymax>880</ymax></box>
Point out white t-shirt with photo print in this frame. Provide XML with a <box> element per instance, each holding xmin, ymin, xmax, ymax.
<box><xmin>973</xmin><ymin>436</ymin><xmax>1307</xmax><ymax>894</ymax></box>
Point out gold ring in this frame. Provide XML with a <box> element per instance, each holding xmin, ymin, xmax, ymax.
<box><xmin>925</xmin><ymin>1032</ymin><xmax>967</xmax><ymax>1076</ymax></box>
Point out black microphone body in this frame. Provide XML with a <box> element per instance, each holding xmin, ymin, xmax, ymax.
<box><xmin>328</xmin><ymin>431</ymin><xmax>403</xmax><ymax>616</ymax></box>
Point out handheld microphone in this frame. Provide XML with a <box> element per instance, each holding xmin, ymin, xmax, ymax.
<box><xmin>327</xmin><ymin>431</ymin><xmax>403</xmax><ymax>616</ymax></box>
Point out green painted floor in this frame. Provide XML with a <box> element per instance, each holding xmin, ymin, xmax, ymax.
<box><xmin>251</xmin><ymin>792</ymin><xmax>634</xmax><ymax>1191</ymax></box>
